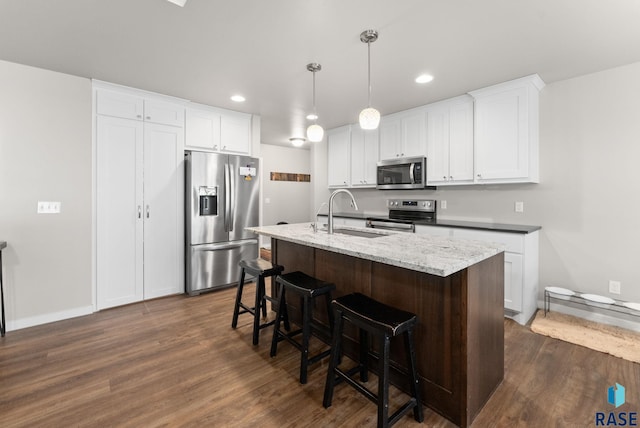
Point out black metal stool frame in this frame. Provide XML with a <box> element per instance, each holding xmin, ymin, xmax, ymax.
<box><xmin>231</xmin><ymin>259</ymin><xmax>288</xmax><ymax>346</ymax></box>
<box><xmin>323</xmin><ymin>294</ymin><xmax>424</xmax><ymax>428</ymax></box>
<box><xmin>270</xmin><ymin>272</ymin><xmax>335</xmax><ymax>384</ymax></box>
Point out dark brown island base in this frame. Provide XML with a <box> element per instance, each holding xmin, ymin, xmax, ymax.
<box><xmin>248</xmin><ymin>223</ymin><xmax>505</xmax><ymax>427</ymax></box>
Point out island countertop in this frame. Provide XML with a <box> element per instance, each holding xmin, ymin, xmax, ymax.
<box><xmin>247</xmin><ymin>223</ymin><xmax>503</xmax><ymax>277</ymax></box>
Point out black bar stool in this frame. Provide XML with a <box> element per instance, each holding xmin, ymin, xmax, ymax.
<box><xmin>270</xmin><ymin>271</ymin><xmax>335</xmax><ymax>384</ymax></box>
<box><xmin>231</xmin><ymin>258</ymin><xmax>286</xmax><ymax>345</ymax></box>
<box><xmin>323</xmin><ymin>292</ymin><xmax>424</xmax><ymax>428</ymax></box>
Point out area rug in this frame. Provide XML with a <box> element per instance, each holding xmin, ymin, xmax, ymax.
<box><xmin>530</xmin><ymin>310</ymin><xmax>640</xmax><ymax>364</ymax></box>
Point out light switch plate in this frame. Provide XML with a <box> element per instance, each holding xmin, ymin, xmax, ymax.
<box><xmin>37</xmin><ymin>201</ymin><xmax>61</xmax><ymax>214</ymax></box>
<box><xmin>515</xmin><ymin>201</ymin><xmax>524</xmax><ymax>213</ymax></box>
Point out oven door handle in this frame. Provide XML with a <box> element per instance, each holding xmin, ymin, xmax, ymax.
<box><xmin>367</xmin><ymin>220</ymin><xmax>415</xmax><ymax>232</ymax></box>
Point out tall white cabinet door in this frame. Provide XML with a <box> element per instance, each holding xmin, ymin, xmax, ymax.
<box><xmin>96</xmin><ymin>116</ymin><xmax>144</xmax><ymax>310</ymax></box>
<box><xmin>142</xmin><ymin>123</ymin><xmax>183</xmax><ymax>299</ymax></box>
<box><xmin>378</xmin><ymin>118</ymin><xmax>401</xmax><ymax>160</ymax></box>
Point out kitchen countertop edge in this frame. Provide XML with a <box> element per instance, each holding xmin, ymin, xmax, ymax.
<box><xmin>247</xmin><ymin>223</ymin><xmax>504</xmax><ymax>278</ymax></box>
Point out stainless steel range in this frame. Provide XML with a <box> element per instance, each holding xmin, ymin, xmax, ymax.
<box><xmin>366</xmin><ymin>199</ymin><xmax>436</xmax><ymax>232</ymax></box>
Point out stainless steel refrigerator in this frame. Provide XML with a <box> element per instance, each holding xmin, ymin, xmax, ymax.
<box><xmin>185</xmin><ymin>151</ymin><xmax>260</xmax><ymax>295</ymax></box>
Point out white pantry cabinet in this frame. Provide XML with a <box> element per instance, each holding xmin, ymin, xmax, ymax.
<box><xmin>327</xmin><ymin>125</ymin><xmax>351</xmax><ymax>188</ymax></box>
<box><xmin>378</xmin><ymin>107</ymin><xmax>426</xmax><ymax>160</ymax></box>
<box><xmin>415</xmin><ymin>225</ymin><xmax>539</xmax><ymax>325</ymax></box>
<box><xmin>350</xmin><ymin>127</ymin><xmax>379</xmax><ymax>188</ymax></box>
<box><xmin>425</xmin><ymin>96</ymin><xmax>474</xmax><ymax>185</ymax></box>
<box><xmin>95</xmin><ymin>85</ymin><xmax>184</xmax><ymax>310</ymax></box>
<box><xmin>185</xmin><ymin>104</ymin><xmax>251</xmax><ymax>155</ymax></box>
<box><xmin>470</xmin><ymin>74</ymin><xmax>544</xmax><ymax>184</ymax></box>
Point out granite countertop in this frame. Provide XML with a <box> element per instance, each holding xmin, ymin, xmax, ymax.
<box><xmin>318</xmin><ymin>212</ymin><xmax>541</xmax><ymax>234</ymax></box>
<box><xmin>247</xmin><ymin>223</ymin><xmax>503</xmax><ymax>277</ymax></box>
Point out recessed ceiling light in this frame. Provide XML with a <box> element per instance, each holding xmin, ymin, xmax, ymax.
<box><xmin>166</xmin><ymin>0</ymin><xmax>188</xmax><ymax>7</ymax></box>
<box><xmin>230</xmin><ymin>95</ymin><xmax>246</xmax><ymax>102</ymax></box>
<box><xmin>415</xmin><ymin>74</ymin><xmax>434</xmax><ymax>84</ymax></box>
<box><xmin>289</xmin><ymin>137</ymin><xmax>305</xmax><ymax>147</ymax></box>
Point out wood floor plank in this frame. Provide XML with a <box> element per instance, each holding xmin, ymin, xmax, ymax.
<box><xmin>1</xmin><ymin>285</ymin><xmax>638</xmax><ymax>427</ymax></box>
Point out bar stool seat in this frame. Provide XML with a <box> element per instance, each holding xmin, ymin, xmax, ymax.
<box><xmin>231</xmin><ymin>258</ymin><xmax>286</xmax><ymax>345</ymax></box>
<box><xmin>323</xmin><ymin>292</ymin><xmax>424</xmax><ymax>428</ymax></box>
<box><xmin>270</xmin><ymin>271</ymin><xmax>335</xmax><ymax>384</ymax></box>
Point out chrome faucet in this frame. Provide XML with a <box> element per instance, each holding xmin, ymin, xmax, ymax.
<box><xmin>328</xmin><ymin>189</ymin><xmax>359</xmax><ymax>234</ymax></box>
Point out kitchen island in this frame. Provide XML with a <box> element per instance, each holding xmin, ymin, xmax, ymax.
<box><xmin>247</xmin><ymin>223</ymin><xmax>505</xmax><ymax>427</ymax></box>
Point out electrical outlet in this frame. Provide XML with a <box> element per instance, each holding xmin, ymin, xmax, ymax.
<box><xmin>441</xmin><ymin>200</ymin><xmax>447</xmax><ymax>210</ymax></box>
<box><xmin>37</xmin><ymin>201</ymin><xmax>61</xmax><ymax>214</ymax></box>
<box><xmin>515</xmin><ymin>201</ymin><xmax>524</xmax><ymax>213</ymax></box>
<box><xmin>609</xmin><ymin>280</ymin><xmax>621</xmax><ymax>295</ymax></box>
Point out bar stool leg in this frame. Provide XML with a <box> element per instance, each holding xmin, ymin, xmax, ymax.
<box><xmin>378</xmin><ymin>333</ymin><xmax>391</xmax><ymax>428</ymax></box>
<box><xmin>231</xmin><ymin>268</ymin><xmax>246</xmax><ymax>329</ymax></box>
<box><xmin>405</xmin><ymin>328</ymin><xmax>424</xmax><ymax>422</ymax></box>
<box><xmin>299</xmin><ymin>295</ymin><xmax>311</xmax><ymax>384</ymax></box>
<box><xmin>259</xmin><ymin>275</ymin><xmax>267</xmax><ymax>318</ymax></box>
<box><xmin>270</xmin><ymin>282</ymin><xmax>286</xmax><ymax>357</ymax></box>
<box><xmin>359</xmin><ymin>328</ymin><xmax>369</xmax><ymax>382</ymax></box>
<box><xmin>323</xmin><ymin>307</ymin><xmax>344</xmax><ymax>408</ymax></box>
<box><xmin>252</xmin><ymin>274</ymin><xmax>265</xmax><ymax>345</ymax></box>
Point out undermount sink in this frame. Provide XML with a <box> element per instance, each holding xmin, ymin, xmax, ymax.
<box><xmin>332</xmin><ymin>228</ymin><xmax>385</xmax><ymax>238</ymax></box>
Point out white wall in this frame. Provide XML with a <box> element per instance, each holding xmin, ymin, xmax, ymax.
<box><xmin>321</xmin><ymin>61</ymin><xmax>640</xmax><ymax>304</ymax></box>
<box><xmin>261</xmin><ymin>144</ymin><xmax>311</xmax><ymax>230</ymax></box>
<box><xmin>0</xmin><ymin>60</ymin><xmax>93</xmax><ymax>330</ymax></box>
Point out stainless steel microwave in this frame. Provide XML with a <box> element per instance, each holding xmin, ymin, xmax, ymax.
<box><xmin>376</xmin><ymin>156</ymin><xmax>427</xmax><ymax>190</ymax></box>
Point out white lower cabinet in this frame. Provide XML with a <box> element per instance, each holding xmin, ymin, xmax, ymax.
<box><xmin>96</xmin><ymin>115</ymin><xmax>184</xmax><ymax>310</ymax></box>
<box><xmin>415</xmin><ymin>225</ymin><xmax>539</xmax><ymax>325</ymax></box>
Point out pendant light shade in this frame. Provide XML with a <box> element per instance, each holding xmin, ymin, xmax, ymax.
<box><xmin>359</xmin><ymin>29</ymin><xmax>380</xmax><ymax>130</ymax></box>
<box><xmin>306</xmin><ymin>124</ymin><xmax>324</xmax><ymax>142</ymax></box>
<box><xmin>306</xmin><ymin>63</ymin><xmax>324</xmax><ymax>142</ymax></box>
<box><xmin>359</xmin><ymin>107</ymin><xmax>380</xmax><ymax>130</ymax></box>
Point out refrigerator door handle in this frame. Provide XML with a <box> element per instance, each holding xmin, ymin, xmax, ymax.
<box><xmin>224</xmin><ymin>163</ymin><xmax>231</xmax><ymax>232</ymax></box>
<box><xmin>229</xmin><ymin>163</ymin><xmax>235</xmax><ymax>232</ymax></box>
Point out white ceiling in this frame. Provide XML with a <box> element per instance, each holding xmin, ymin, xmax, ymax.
<box><xmin>2</xmin><ymin>0</ymin><xmax>640</xmax><ymax>148</ymax></box>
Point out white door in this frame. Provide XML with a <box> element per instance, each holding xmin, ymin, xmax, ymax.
<box><xmin>143</xmin><ymin>123</ymin><xmax>183</xmax><ymax>299</ymax></box>
<box><xmin>426</xmin><ymin>107</ymin><xmax>449</xmax><ymax>184</ymax></box>
<box><xmin>96</xmin><ymin>116</ymin><xmax>144</xmax><ymax>310</ymax></box>
<box><xmin>448</xmin><ymin>100</ymin><xmax>474</xmax><ymax>182</ymax></box>
<box><xmin>401</xmin><ymin>112</ymin><xmax>426</xmax><ymax>158</ymax></box>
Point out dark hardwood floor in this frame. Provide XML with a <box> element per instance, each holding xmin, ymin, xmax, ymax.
<box><xmin>1</xmin><ymin>285</ymin><xmax>638</xmax><ymax>427</ymax></box>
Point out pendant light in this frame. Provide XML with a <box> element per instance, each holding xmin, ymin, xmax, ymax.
<box><xmin>359</xmin><ymin>29</ymin><xmax>380</xmax><ymax>130</ymax></box>
<box><xmin>306</xmin><ymin>63</ymin><xmax>324</xmax><ymax>142</ymax></box>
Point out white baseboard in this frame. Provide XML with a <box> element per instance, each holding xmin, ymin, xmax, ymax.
<box><xmin>7</xmin><ymin>305</ymin><xmax>94</xmax><ymax>332</ymax></box>
<box><xmin>537</xmin><ymin>299</ymin><xmax>640</xmax><ymax>333</ymax></box>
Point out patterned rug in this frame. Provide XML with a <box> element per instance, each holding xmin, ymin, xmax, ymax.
<box><xmin>530</xmin><ymin>310</ymin><xmax>640</xmax><ymax>364</ymax></box>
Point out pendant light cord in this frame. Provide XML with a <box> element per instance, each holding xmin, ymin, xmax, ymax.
<box><xmin>367</xmin><ymin>40</ymin><xmax>372</xmax><ymax>108</ymax></box>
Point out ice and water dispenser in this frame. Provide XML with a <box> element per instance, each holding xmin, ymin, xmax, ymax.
<box><xmin>199</xmin><ymin>186</ymin><xmax>217</xmax><ymax>216</ymax></box>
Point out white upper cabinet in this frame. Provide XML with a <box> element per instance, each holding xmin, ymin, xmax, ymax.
<box><xmin>96</xmin><ymin>88</ymin><xmax>184</xmax><ymax>127</ymax></box>
<box><xmin>144</xmin><ymin>99</ymin><xmax>185</xmax><ymax>127</ymax></box>
<box><xmin>185</xmin><ymin>106</ymin><xmax>221</xmax><ymax>151</ymax></box>
<box><xmin>185</xmin><ymin>104</ymin><xmax>251</xmax><ymax>155</ymax></box>
<box><xmin>350</xmin><ymin>127</ymin><xmax>379</xmax><ymax>188</ymax></box>
<box><xmin>220</xmin><ymin>110</ymin><xmax>251</xmax><ymax>154</ymax></box>
<box><xmin>426</xmin><ymin>96</ymin><xmax>474</xmax><ymax>185</ymax></box>
<box><xmin>327</xmin><ymin>125</ymin><xmax>351</xmax><ymax>188</ymax></box>
<box><xmin>470</xmin><ymin>74</ymin><xmax>544</xmax><ymax>184</ymax></box>
<box><xmin>379</xmin><ymin>107</ymin><xmax>426</xmax><ymax>160</ymax></box>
